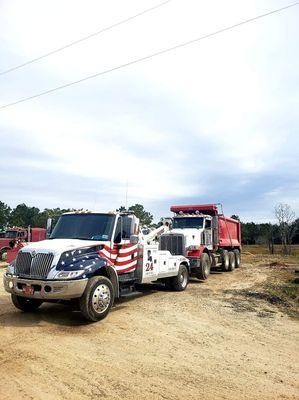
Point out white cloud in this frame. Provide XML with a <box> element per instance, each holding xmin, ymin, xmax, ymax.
<box><xmin>0</xmin><ymin>0</ymin><xmax>298</xmax><ymax>219</ymax></box>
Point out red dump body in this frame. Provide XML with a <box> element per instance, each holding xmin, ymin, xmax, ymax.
<box><xmin>170</xmin><ymin>204</ymin><xmax>241</xmax><ymax>249</ymax></box>
<box><xmin>218</xmin><ymin>215</ymin><xmax>241</xmax><ymax>247</ymax></box>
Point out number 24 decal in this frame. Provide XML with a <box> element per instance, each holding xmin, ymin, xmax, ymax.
<box><xmin>145</xmin><ymin>262</ymin><xmax>154</xmax><ymax>271</ymax></box>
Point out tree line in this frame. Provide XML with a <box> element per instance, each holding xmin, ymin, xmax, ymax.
<box><xmin>232</xmin><ymin>203</ymin><xmax>298</xmax><ymax>254</ymax></box>
<box><xmin>0</xmin><ymin>201</ymin><xmax>297</xmax><ymax>252</ymax></box>
<box><xmin>0</xmin><ymin>201</ymin><xmax>153</xmax><ymax>230</ymax></box>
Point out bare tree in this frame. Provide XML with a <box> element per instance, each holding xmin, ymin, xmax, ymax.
<box><xmin>274</xmin><ymin>203</ymin><xmax>296</xmax><ymax>255</ymax></box>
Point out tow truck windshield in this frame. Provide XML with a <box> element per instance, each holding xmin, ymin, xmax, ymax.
<box><xmin>50</xmin><ymin>213</ymin><xmax>115</xmax><ymax>241</ymax></box>
<box><xmin>173</xmin><ymin>217</ymin><xmax>204</xmax><ymax>229</ymax></box>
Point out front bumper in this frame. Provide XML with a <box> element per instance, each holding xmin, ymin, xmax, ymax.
<box><xmin>3</xmin><ymin>274</ymin><xmax>88</xmax><ymax>300</ymax></box>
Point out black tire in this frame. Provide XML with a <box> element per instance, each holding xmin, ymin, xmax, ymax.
<box><xmin>170</xmin><ymin>264</ymin><xmax>189</xmax><ymax>291</ymax></box>
<box><xmin>79</xmin><ymin>276</ymin><xmax>114</xmax><ymax>322</ymax></box>
<box><xmin>233</xmin><ymin>249</ymin><xmax>241</xmax><ymax>268</ymax></box>
<box><xmin>221</xmin><ymin>249</ymin><xmax>229</xmax><ymax>272</ymax></box>
<box><xmin>196</xmin><ymin>253</ymin><xmax>211</xmax><ymax>280</ymax></box>
<box><xmin>0</xmin><ymin>248</ymin><xmax>10</xmax><ymax>262</ymax></box>
<box><xmin>11</xmin><ymin>294</ymin><xmax>43</xmax><ymax>312</ymax></box>
<box><xmin>228</xmin><ymin>251</ymin><xmax>235</xmax><ymax>271</ymax></box>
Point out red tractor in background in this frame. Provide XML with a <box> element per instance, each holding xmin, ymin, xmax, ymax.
<box><xmin>0</xmin><ymin>227</ymin><xmax>46</xmax><ymax>262</ymax></box>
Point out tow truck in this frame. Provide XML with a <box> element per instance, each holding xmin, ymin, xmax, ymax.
<box><xmin>3</xmin><ymin>211</ymin><xmax>190</xmax><ymax>321</ymax></box>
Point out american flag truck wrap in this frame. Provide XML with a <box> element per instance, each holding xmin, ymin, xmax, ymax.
<box><xmin>3</xmin><ymin>211</ymin><xmax>190</xmax><ymax>321</ymax></box>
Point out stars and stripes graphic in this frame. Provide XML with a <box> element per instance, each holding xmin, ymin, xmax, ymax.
<box><xmin>99</xmin><ymin>243</ymin><xmax>138</xmax><ymax>274</ymax></box>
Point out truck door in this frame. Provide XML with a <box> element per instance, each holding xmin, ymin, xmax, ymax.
<box><xmin>204</xmin><ymin>219</ymin><xmax>213</xmax><ymax>250</ymax></box>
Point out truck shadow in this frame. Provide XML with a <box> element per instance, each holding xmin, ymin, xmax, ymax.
<box><xmin>0</xmin><ymin>287</ymin><xmax>160</xmax><ymax>328</ymax></box>
<box><xmin>0</xmin><ymin>276</ymin><xmax>222</xmax><ymax>328</ymax></box>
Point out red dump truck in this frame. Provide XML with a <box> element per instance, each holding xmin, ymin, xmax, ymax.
<box><xmin>159</xmin><ymin>204</ymin><xmax>241</xmax><ymax>280</ymax></box>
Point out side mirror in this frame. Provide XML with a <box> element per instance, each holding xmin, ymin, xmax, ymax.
<box><xmin>130</xmin><ymin>235</ymin><xmax>139</xmax><ymax>244</ymax></box>
<box><xmin>46</xmin><ymin>218</ymin><xmax>52</xmax><ymax>238</ymax></box>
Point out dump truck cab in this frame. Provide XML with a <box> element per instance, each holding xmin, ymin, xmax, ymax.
<box><xmin>171</xmin><ymin>213</ymin><xmax>213</xmax><ymax>251</ymax></box>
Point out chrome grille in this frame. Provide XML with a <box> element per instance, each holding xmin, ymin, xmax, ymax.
<box><xmin>15</xmin><ymin>252</ymin><xmax>31</xmax><ymax>276</ymax></box>
<box><xmin>16</xmin><ymin>252</ymin><xmax>54</xmax><ymax>279</ymax></box>
<box><xmin>159</xmin><ymin>234</ymin><xmax>185</xmax><ymax>256</ymax></box>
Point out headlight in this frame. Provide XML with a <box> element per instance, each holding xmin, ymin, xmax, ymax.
<box><xmin>6</xmin><ymin>262</ymin><xmax>15</xmax><ymax>275</ymax></box>
<box><xmin>55</xmin><ymin>270</ymin><xmax>85</xmax><ymax>279</ymax></box>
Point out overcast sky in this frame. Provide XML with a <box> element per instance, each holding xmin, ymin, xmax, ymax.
<box><xmin>0</xmin><ymin>0</ymin><xmax>298</xmax><ymax>222</ymax></box>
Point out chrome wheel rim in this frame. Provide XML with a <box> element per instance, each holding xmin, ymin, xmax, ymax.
<box><xmin>204</xmin><ymin>262</ymin><xmax>210</xmax><ymax>275</ymax></box>
<box><xmin>180</xmin><ymin>269</ymin><xmax>188</xmax><ymax>288</ymax></box>
<box><xmin>92</xmin><ymin>284</ymin><xmax>111</xmax><ymax>314</ymax></box>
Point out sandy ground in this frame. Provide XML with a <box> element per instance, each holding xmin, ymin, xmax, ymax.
<box><xmin>0</xmin><ymin>260</ymin><xmax>298</xmax><ymax>400</ymax></box>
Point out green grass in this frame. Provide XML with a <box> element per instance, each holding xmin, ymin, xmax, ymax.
<box><xmin>242</xmin><ymin>244</ymin><xmax>299</xmax><ymax>257</ymax></box>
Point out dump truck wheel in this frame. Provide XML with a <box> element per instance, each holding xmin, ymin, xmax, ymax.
<box><xmin>11</xmin><ymin>294</ymin><xmax>43</xmax><ymax>312</ymax></box>
<box><xmin>228</xmin><ymin>251</ymin><xmax>236</xmax><ymax>271</ymax></box>
<box><xmin>79</xmin><ymin>276</ymin><xmax>114</xmax><ymax>322</ymax></box>
<box><xmin>196</xmin><ymin>253</ymin><xmax>211</xmax><ymax>280</ymax></box>
<box><xmin>170</xmin><ymin>264</ymin><xmax>189</xmax><ymax>291</ymax></box>
<box><xmin>221</xmin><ymin>250</ymin><xmax>229</xmax><ymax>272</ymax></box>
<box><xmin>233</xmin><ymin>249</ymin><xmax>241</xmax><ymax>268</ymax></box>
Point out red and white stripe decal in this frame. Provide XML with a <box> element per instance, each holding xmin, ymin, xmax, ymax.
<box><xmin>98</xmin><ymin>243</ymin><xmax>138</xmax><ymax>274</ymax></box>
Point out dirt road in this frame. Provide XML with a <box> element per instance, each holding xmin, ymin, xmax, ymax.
<box><xmin>0</xmin><ymin>260</ymin><xmax>298</xmax><ymax>400</ymax></box>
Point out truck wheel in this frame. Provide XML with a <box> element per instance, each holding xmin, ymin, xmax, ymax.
<box><xmin>221</xmin><ymin>250</ymin><xmax>229</xmax><ymax>272</ymax></box>
<box><xmin>11</xmin><ymin>294</ymin><xmax>43</xmax><ymax>312</ymax></box>
<box><xmin>196</xmin><ymin>253</ymin><xmax>211</xmax><ymax>280</ymax></box>
<box><xmin>228</xmin><ymin>251</ymin><xmax>235</xmax><ymax>271</ymax></box>
<box><xmin>0</xmin><ymin>248</ymin><xmax>9</xmax><ymax>262</ymax></box>
<box><xmin>170</xmin><ymin>264</ymin><xmax>189</xmax><ymax>291</ymax></box>
<box><xmin>233</xmin><ymin>249</ymin><xmax>241</xmax><ymax>268</ymax></box>
<box><xmin>79</xmin><ymin>276</ymin><xmax>114</xmax><ymax>322</ymax></box>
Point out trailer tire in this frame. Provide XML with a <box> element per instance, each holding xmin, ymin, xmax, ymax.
<box><xmin>221</xmin><ymin>250</ymin><xmax>229</xmax><ymax>272</ymax></box>
<box><xmin>233</xmin><ymin>249</ymin><xmax>241</xmax><ymax>268</ymax></box>
<box><xmin>196</xmin><ymin>253</ymin><xmax>211</xmax><ymax>280</ymax></box>
<box><xmin>79</xmin><ymin>276</ymin><xmax>114</xmax><ymax>322</ymax></box>
<box><xmin>11</xmin><ymin>294</ymin><xmax>43</xmax><ymax>312</ymax></box>
<box><xmin>170</xmin><ymin>264</ymin><xmax>189</xmax><ymax>291</ymax></box>
<box><xmin>228</xmin><ymin>251</ymin><xmax>235</xmax><ymax>271</ymax></box>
